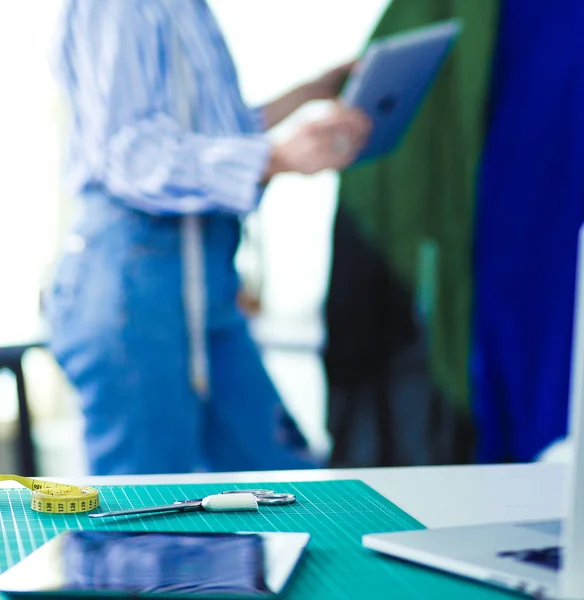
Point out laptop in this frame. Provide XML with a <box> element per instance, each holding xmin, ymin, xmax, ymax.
<box><xmin>342</xmin><ymin>19</ymin><xmax>462</xmax><ymax>162</ymax></box>
<box><xmin>362</xmin><ymin>225</ymin><xmax>584</xmax><ymax>600</ymax></box>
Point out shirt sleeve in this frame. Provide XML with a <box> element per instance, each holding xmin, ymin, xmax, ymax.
<box><xmin>68</xmin><ymin>0</ymin><xmax>271</xmax><ymax>216</ymax></box>
<box><xmin>247</xmin><ymin>106</ymin><xmax>268</xmax><ymax>133</ymax></box>
<box><xmin>105</xmin><ymin>115</ymin><xmax>271</xmax><ymax>215</ymax></box>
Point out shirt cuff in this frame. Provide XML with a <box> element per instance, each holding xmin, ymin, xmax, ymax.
<box><xmin>199</xmin><ymin>135</ymin><xmax>271</xmax><ymax>214</ymax></box>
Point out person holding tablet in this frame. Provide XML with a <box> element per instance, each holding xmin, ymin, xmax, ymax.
<box><xmin>45</xmin><ymin>0</ymin><xmax>371</xmax><ymax>475</ymax></box>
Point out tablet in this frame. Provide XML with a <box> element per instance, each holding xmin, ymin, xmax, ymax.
<box><xmin>342</xmin><ymin>19</ymin><xmax>462</xmax><ymax>162</ymax></box>
<box><xmin>0</xmin><ymin>531</ymin><xmax>310</xmax><ymax>599</ymax></box>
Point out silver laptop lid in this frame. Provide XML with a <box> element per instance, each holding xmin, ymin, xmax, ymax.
<box><xmin>560</xmin><ymin>224</ymin><xmax>584</xmax><ymax>598</ymax></box>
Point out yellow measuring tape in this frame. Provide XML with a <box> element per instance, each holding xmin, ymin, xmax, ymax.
<box><xmin>0</xmin><ymin>475</ymin><xmax>100</xmax><ymax>514</ymax></box>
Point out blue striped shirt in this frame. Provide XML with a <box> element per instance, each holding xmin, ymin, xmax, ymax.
<box><xmin>55</xmin><ymin>0</ymin><xmax>270</xmax><ymax>215</ymax></box>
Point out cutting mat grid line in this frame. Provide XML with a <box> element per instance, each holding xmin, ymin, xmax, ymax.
<box><xmin>1</xmin><ymin>480</ymin><xmax>516</xmax><ymax>600</ymax></box>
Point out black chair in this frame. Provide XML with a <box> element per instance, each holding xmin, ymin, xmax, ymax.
<box><xmin>0</xmin><ymin>338</ymin><xmax>45</xmax><ymax>476</ymax></box>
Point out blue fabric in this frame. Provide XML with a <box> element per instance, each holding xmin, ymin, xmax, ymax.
<box><xmin>54</xmin><ymin>0</ymin><xmax>270</xmax><ymax>215</ymax></box>
<box><xmin>47</xmin><ymin>193</ymin><xmax>316</xmax><ymax>475</ymax></box>
<box><xmin>473</xmin><ymin>0</ymin><xmax>584</xmax><ymax>462</ymax></box>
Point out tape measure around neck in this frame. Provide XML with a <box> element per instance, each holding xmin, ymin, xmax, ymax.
<box><xmin>0</xmin><ymin>475</ymin><xmax>100</xmax><ymax>514</ymax></box>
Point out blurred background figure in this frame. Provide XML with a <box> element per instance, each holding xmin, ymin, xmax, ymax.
<box><xmin>0</xmin><ymin>1</ymin><xmax>386</xmax><ymax>478</ymax></box>
<box><xmin>43</xmin><ymin>0</ymin><xmax>370</xmax><ymax>475</ymax></box>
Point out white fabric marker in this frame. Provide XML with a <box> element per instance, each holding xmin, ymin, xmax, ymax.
<box><xmin>202</xmin><ymin>493</ymin><xmax>259</xmax><ymax>512</ymax></box>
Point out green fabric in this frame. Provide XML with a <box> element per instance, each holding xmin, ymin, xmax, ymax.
<box><xmin>339</xmin><ymin>0</ymin><xmax>500</xmax><ymax>411</ymax></box>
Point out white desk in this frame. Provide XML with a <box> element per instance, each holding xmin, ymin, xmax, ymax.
<box><xmin>43</xmin><ymin>462</ymin><xmax>565</xmax><ymax>529</ymax></box>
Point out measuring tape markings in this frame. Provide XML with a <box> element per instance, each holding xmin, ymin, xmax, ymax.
<box><xmin>0</xmin><ymin>475</ymin><xmax>99</xmax><ymax>514</ymax></box>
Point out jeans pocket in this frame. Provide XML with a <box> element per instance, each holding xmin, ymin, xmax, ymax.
<box><xmin>49</xmin><ymin>236</ymin><xmax>88</xmax><ymax>312</ymax></box>
<box><xmin>45</xmin><ymin>253</ymin><xmax>85</xmax><ymax>366</ymax></box>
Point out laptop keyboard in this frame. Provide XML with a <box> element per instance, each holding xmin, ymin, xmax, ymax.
<box><xmin>497</xmin><ymin>546</ymin><xmax>561</xmax><ymax>571</ymax></box>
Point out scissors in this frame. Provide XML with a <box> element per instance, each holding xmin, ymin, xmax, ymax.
<box><xmin>89</xmin><ymin>489</ymin><xmax>296</xmax><ymax>518</ymax></box>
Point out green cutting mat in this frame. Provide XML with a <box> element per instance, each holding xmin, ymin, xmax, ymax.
<box><xmin>0</xmin><ymin>480</ymin><xmax>516</xmax><ymax>599</ymax></box>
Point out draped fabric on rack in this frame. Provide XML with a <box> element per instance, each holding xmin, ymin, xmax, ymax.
<box><xmin>324</xmin><ymin>0</ymin><xmax>500</xmax><ymax>467</ymax></box>
<box><xmin>473</xmin><ymin>0</ymin><xmax>584</xmax><ymax>463</ymax></box>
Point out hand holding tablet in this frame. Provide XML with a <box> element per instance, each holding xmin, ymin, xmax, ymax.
<box><xmin>341</xmin><ymin>19</ymin><xmax>463</xmax><ymax>162</ymax></box>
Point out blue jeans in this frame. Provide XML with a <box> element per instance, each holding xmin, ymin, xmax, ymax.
<box><xmin>46</xmin><ymin>191</ymin><xmax>316</xmax><ymax>474</ymax></box>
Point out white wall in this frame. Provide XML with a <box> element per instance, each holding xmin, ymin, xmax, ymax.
<box><xmin>0</xmin><ymin>1</ymin><xmax>63</xmax><ymax>341</ymax></box>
